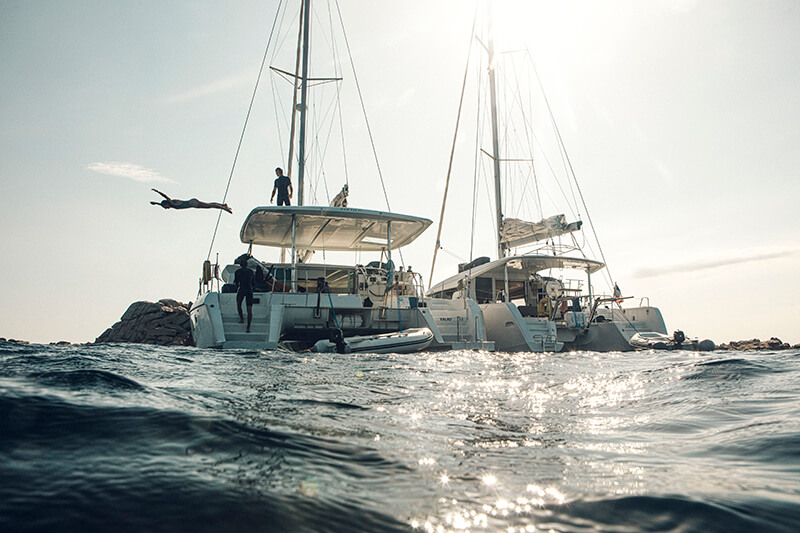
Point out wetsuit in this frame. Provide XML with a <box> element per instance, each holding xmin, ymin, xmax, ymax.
<box><xmin>168</xmin><ymin>198</ymin><xmax>200</xmax><ymax>209</ymax></box>
<box><xmin>234</xmin><ymin>266</ymin><xmax>255</xmax><ymax>308</ymax></box>
<box><xmin>274</xmin><ymin>175</ymin><xmax>292</xmax><ymax>206</ymax></box>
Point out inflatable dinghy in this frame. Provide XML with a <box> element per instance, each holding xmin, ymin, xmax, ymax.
<box><xmin>312</xmin><ymin>327</ymin><xmax>434</xmax><ymax>354</ymax></box>
<box><xmin>629</xmin><ymin>331</ymin><xmax>715</xmax><ymax>351</ymax></box>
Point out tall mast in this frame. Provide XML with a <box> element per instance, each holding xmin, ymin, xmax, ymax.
<box><xmin>296</xmin><ymin>0</ymin><xmax>311</xmax><ymax>206</ymax></box>
<box><xmin>285</xmin><ymin>0</ymin><xmax>306</xmax><ymax>186</ymax></box>
<box><xmin>487</xmin><ymin>4</ymin><xmax>504</xmax><ymax>259</ymax></box>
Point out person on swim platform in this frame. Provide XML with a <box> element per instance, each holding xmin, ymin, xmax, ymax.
<box><xmin>234</xmin><ymin>256</ymin><xmax>255</xmax><ymax>333</ymax></box>
<box><xmin>150</xmin><ymin>189</ymin><xmax>232</xmax><ymax>213</ymax></box>
<box><xmin>270</xmin><ymin>168</ymin><xmax>293</xmax><ymax>206</ymax></box>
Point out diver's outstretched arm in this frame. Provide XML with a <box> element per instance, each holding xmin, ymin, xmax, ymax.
<box><xmin>151</xmin><ymin>188</ymin><xmax>171</xmax><ymax>201</ymax></box>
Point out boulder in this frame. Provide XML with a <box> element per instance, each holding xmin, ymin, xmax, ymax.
<box><xmin>0</xmin><ymin>338</ymin><xmax>30</xmax><ymax>345</ymax></box>
<box><xmin>95</xmin><ymin>300</ymin><xmax>194</xmax><ymax>346</ymax></box>
<box><xmin>717</xmin><ymin>337</ymin><xmax>797</xmax><ymax>351</ymax></box>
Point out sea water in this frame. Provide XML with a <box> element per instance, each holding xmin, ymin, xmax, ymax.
<box><xmin>1</xmin><ymin>341</ymin><xmax>799</xmax><ymax>532</ymax></box>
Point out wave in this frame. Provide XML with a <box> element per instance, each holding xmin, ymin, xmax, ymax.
<box><xmin>0</xmin><ymin>390</ymin><xmax>413</xmax><ymax>532</ymax></box>
<box><xmin>683</xmin><ymin>357</ymin><xmax>773</xmax><ymax>381</ymax></box>
<box><xmin>530</xmin><ymin>494</ymin><xmax>800</xmax><ymax>533</ymax></box>
<box><xmin>0</xmin><ymin>483</ymin><xmax>412</xmax><ymax>533</ymax></box>
<box><xmin>31</xmin><ymin>369</ymin><xmax>146</xmax><ymax>392</ymax></box>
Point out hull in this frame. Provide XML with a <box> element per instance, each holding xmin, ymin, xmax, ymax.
<box><xmin>424</xmin><ymin>298</ymin><xmax>495</xmax><ymax>351</ymax></box>
<box><xmin>191</xmin><ymin>290</ymin><xmax>433</xmax><ymax>350</ymax></box>
<box><xmin>558</xmin><ymin>306</ymin><xmax>669</xmax><ymax>352</ymax></box>
<box><xmin>190</xmin><ymin>290</ymin><xmax>491</xmax><ymax>351</ymax></box>
<box><xmin>481</xmin><ymin>302</ymin><xmax>562</xmax><ymax>352</ymax></box>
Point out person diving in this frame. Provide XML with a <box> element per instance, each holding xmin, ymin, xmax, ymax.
<box><xmin>150</xmin><ymin>189</ymin><xmax>232</xmax><ymax>213</ymax></box>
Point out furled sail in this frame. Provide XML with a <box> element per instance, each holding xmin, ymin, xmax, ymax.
<box><xmin>330</xmin><ymin>184</ymin><xmax>348</xmax><ymax>208</ymax></box>
<box><xmin>499</xmin><ymin>214</ymin><xmax>582</xmax><ymax>248</ymax></box>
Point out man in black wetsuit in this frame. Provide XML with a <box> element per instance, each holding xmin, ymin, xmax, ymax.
<box><xmin>234</xmin><ymin>257</ymin><xmax>255</xmax><ymax>333</ymax></box>
<box><xmin>270</xmin><ymin>167</ymin><xmax>293</xmax><ymax>206</ymax></box>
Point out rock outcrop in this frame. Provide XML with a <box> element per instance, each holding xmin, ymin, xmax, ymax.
<box><xmin>95</xmin><ymin>299</ymin><xmax>194</xmax><ymax>346</ymax></box>
<box><xmin>717</xmin><ymin>337</ymin><xmax>800</xmax><ymax>351</ymax></box>
<box><xmin>0</xmin><ymin>338</ymin><xmax>31</xmax><ymax>345</ymax></box>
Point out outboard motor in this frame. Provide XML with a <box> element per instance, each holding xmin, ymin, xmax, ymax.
<box><xmin>330</xmin><ymin>328</ymin><xmax>348</xmax><ymax>354</ymax></box>
<box><xmin>673</xmin><ymin>330</ymin><xmax>686</xmax><ymax>348</ymax></box>
<box><xmin>315</xmin><ymin>277</ymin><xmax>327</xmax><ymax>317</ymax></box>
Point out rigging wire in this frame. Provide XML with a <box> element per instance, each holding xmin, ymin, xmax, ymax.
<box><xmin>469</xmin><ymin>60</ymin><xmax>484</xmax><ymax>264</ymax></box>
<box><xmin>480</xmin><ymin>56</ymin><xmax>500</xmax><ymax>246</ymax></box>
<box><xmin>439</xmin><ymin>246</ymin><xmax>467</xmax><ymax>263</ymax></box>
<box><xmin>205</xmin><ymin>0</ymin><xmax>285</xmax><ymax>262</ymax></box>
<box><xmin>307</xmin><ymin>0</ymin><xmax>340</xmax><ymax>205</ymax></box>
<box><xmin>508</xmin><ymin>51</ymin><xmax>542</xmax><ymax>221</ymax></box>
<box><xmin>268</xmin><ymin>1</ymin><xmax>298</xmax><ymax>167</ymax></box>
<box><xmin>333</xmin><ymin>0</ymin><xmax>391</xmax><ymax>212</ymax></box>
<box><xmin>312</xmin><ymin>80</ymin><xmax>345</xmax><ymax>200</ymax></box>
<box><xmin>474</xmin><ymin>52</ymin><xmax>500</xmax><ymax>251</ymax></box>
<box><xmin>529</xmin><ymin>53</ymin><xmax>615</xmax><ymax>288</ymax></box>
<box><xmin>270</xmin><ymin>71</ymin><xmax>288</xmax><ymax>166</ymax></box>
<box><xmin>271</xmin><ymin>2</ymin><xmax>298</xmax><ymax>62</ymax></box>
<box><xmin>500</xmin><ymin>50</ymin><xmax>578</xmax><ymax>224</ymax></box>
<box><xmin>327</xmin><ymin>0</ymin><xmax>350</xmax><ymax>189</ymax></box>
<box><xmin>429</xmin><ymin>3</ymin><xmax>479</xmax><ymax>288</ymax></box>
<box><xmin>333</xmin><ymin>0</ymin><xmax>405</xmax><ymax>267</ymax></box>
<box><xmin>525</xmin><ymin>56</ymin><xmax>543</xmax><ymax>220</ymax></box>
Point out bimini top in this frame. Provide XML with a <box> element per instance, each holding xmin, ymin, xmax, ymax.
<box><xmin>428</xmin><ymin>254</ymin><xmax>606</xmax><ymax>294</ymax></box>
<box><xmin>240</xmin><ymin>206</ymin><xmax>432</xmax><ymax>251</ymax></box>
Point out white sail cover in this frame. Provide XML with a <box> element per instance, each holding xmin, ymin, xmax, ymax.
<box><xmin>500</xmin><ymin>214</ymin><xmax>582</xmax><ymax>248</ymax></box>
<box><xmin>240</xmin><ymin>206</ymin><xmax>432</xmax><ymax>251</ymax></box>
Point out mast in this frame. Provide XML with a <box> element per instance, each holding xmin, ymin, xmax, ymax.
<box><xmin>487</xmin><ymin>4</ymin><xmax>504</xmax><ymax>259</ymax></box>
<box><xmin>285</xmin><ymin>0</ymin><xmax>306</xmax><ymax>186</ymax></box>
<box><xmin>296</xmin><ymin>0</ymin><xmax>311</xmax><ymax>206</ymax></box>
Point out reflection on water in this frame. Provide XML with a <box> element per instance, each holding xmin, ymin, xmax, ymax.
<box><xmin>1</xmin><ymin>343</ymin><xmax>799</xmax><ymax>532</ymax></box>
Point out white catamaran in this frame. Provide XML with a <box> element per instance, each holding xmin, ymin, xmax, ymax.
<box><xmin>427</xmin><ymin>3</ymin><xmax>713</xmax><ymax>353</ymax></box>
<box><xmin>190</xmin><ymin>0</ymin><xmax>493</xmax><ymax>352</ymax></box>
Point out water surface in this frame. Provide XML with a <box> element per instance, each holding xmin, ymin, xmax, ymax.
<box><xmin>2</xmin><ymin>342</ymin><xmax>798</xmax><ymax>532</ymax></box>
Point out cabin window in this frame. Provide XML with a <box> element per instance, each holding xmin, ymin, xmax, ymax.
<box><xmin>325</xmin><ymin>271</ymin><xmax>353</xmax><ymax>294</ymax></box>
<box><xmin>273</xmin><ymin>267</ymin><xmax>291</xmax><ymax>284</ymax></box>
<box><xmin>507</xmin><ymin>281</ymin><xmax>526</xmax><ymax>302</ymax></box>
<box><xmin>475</xmin><ymin>277</ymin><xmax>493</xmax><ymax>304</ymax></box>
<box><xmin>291</xmin><ymin>268</ymin><xmax>356</xmax><ymax>294</ymax></box>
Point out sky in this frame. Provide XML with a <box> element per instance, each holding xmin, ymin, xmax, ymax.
<box><xmin>1</xmin><ymin>0</ymin><xmax>798</xmax><ymax>345</ymax></box>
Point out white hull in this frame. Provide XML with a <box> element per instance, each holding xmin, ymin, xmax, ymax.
<box><xmin>481</xmin><ymin>302</ymin><xmax>562</xmax><ymax>352</ymax></box>
<box><xmin>477</xmin><ymin>301</ymin><xmax>674</xmax><ymax>353</ymax></box>
<box><xmin>191</xmin><ymin>290</ymin><xmax>435</xmax><ymax>350</ymax></box>
<box><xmin>558</xmin><ymin>306</ymin><xmax>668</xmax><ymax>352</ymax></box>
<box><xmin>424</xmin><ymin>298</ymin><xmax>495</xmax><ymax>351</ymax></box>
<box><xmin>190</xmin><ymin>290</ymin><xmax>493</xmax><ymax>352</ymax></box>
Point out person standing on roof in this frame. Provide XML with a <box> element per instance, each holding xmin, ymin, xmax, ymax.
<box><xmin>270</xmin><ymin>167</ymin><xmax>293</xmax><ymax>206</ymax></box>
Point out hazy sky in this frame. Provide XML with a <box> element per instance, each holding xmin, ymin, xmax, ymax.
<box><xmin>1</xmin><ymin>0</ymin><xmax>798</xmax><ymax>345</ymax></box>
